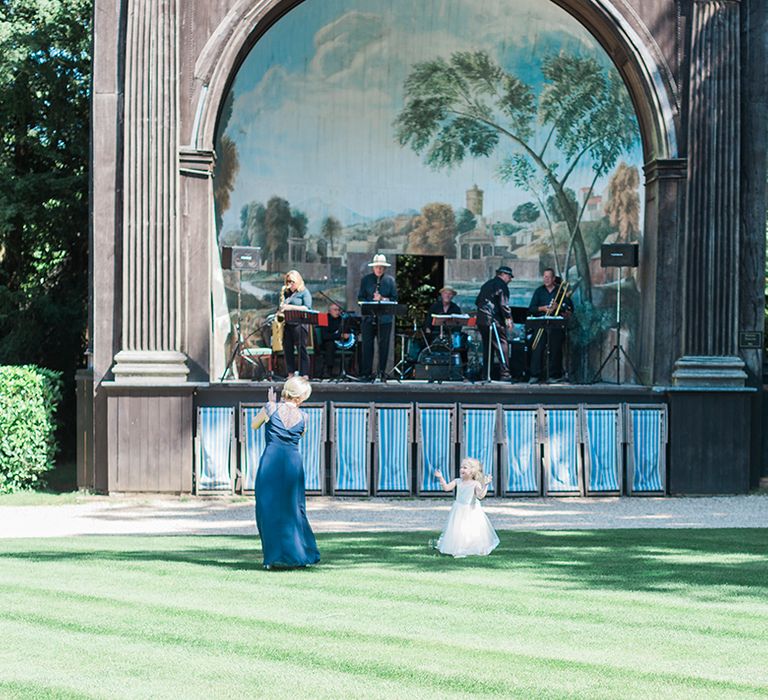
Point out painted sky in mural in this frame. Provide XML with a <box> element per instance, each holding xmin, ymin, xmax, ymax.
<box><xmin>217</xmin><ymin>0</ymin><xmax>643</xmax><ymax>236</ymax></box>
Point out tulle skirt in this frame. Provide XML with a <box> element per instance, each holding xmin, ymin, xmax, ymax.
<box><xmin>436</xmin><ymin>501</ymin><xmax>500</xmax><ymax>557</ymax></box>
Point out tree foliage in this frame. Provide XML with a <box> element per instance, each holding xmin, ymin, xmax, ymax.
<box><xmin>395</xmin><ymin>49</ymin><xmax>639</xmax><ymax>300</ymax></box>
<box><xmin>455</xmin><ymin>207</ymin><xmax>477</xmax><ymax>235</ymax></box>
<box><xmin>0</xmin><ymin>0</ymin><xmax>92</xmax><ymax>461</ymax></box>
<box><xmin>604</xmin><ymin>162</ymin><xmax>640</xmax><ymax>242</ymax></box>
<box><xmin>407</xmin><ymin>202</ymin><xmax>456</xmax><ymax>257</ymax></box>
<box><xmin>320</xmin><ymin>216</ymin><xmax>342</xmax><ymax>256</ymax></box>
<box><xmin>513</xmin><ymin>201</ymin><xmax>540</xmax><ymax>224</ymax></box>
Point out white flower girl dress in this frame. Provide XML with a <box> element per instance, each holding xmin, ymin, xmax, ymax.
<box><xmin>437</xmin><ymin>479</ymin><xmax>500</xmax><ymax>557</ymax></box>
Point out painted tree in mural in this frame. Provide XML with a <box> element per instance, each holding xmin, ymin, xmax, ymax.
<box><xmin>407</xmin><ymin>203</ymin><xmax>457</xmax><ymax>257</ymax></box>
<box><xmin>513</xmin><ymin>202</ymin><xmax>540</xmax><ymax>224</ymax></box>
<box><xmin>239</xmin><ymin>201</ymin><xmax>266</xmax><ymax>248</ymax></box>
<box><xmin>321</xmin><ymin>216</ymin><xmax>342</xmax><ymax>256</ymax></box>
<box><xmin>214</xmin><ymin>92</ymin><xmax>239</xmax><ymax>233</ymax></box>
<box><xmin>456</xmin><ymin>208</ymin><xmax>477</xmax><ymax>235</ymax></box>
<box><xmin>264</xmin><ymin>196</ymin><xmax>291</xmax><ymax>263</ymax></box>
<box><xmin>395</xmin><ymin>50</ymin><xmax>638</xmax><ymax>301</ymax></box>
<box><xmin>604</xmin><ymin>162</ymin><xmax>640</xmax><ymax>242</ymax></box>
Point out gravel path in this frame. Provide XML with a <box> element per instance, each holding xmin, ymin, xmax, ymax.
<box><xmin>1</xmin><ymin>495</ymin><xmax>767</xmax><ymax>538</ymax></box>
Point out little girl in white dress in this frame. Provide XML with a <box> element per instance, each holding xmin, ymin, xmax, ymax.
<box><xmin>434</xmin><ymin>458</ymin><xmax>500</xmax><ymax>557</ymax></box>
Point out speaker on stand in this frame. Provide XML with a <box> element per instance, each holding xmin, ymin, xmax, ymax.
<box><xmin>220</xmin><ymin>246</ymin><xmax>262</xmax><ymax>380</ymax></box>
<box><xmin>591</xmin><ymin>243</ymin><xmax>642</xmax><ymax>385</ymax></box>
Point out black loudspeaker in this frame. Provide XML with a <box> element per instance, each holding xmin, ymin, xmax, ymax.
<box><xmin>600</xmin><ymin>243</ymin><xmax>639</xmax><ymax>268</ymax></box>
<box><xmin>221</xmin><ymin>246</ymin><xmax>261</xmax><ymax>270</ymax></box>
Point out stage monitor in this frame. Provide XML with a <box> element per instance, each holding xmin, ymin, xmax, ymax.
<box><xmin>221</xmin><ymin>246</ymin><xmax>261</xmax><ymax>271</ymax></box>
<box><xmin>600</xmin><ymin>243</ymin><xmax>639</xmax><ymax>268</ymax></box>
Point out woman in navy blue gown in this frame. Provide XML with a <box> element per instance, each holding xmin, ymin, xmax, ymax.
<box><xmin>252</xmin><ymin>376</ymin><xmax>320</xmax><ymax>569</ymax></box>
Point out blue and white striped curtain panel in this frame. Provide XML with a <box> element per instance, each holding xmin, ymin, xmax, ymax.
<box><xmin>545</xmin><ymin>408</ymin><xmax>580</xmax><ymax>493</ymax></box>
<box><xmin>461</xmin><ymin>408</ymin><xmax>497</xmax><ymax>492</ymax></box>
<box><xmin>630</xmin><ymin>407</ymin><xmax>665</xmax><ymax>493</ymax></box>
<box><xmin>241</xmin><ymin>406</ymin><xmax>266</xmax><ymax>491</ymax></box>
<box><xmin>583</xmin><ymin>408</ymin><xmax>621</xmax><ymax>493</ymax></box>
<box><xmin>333</xmin><ymin>406</ymin><xmax>370</xmax><ymax>492</ymax></box>
<box><xmin>502</xmin><ymin>409</ymin><xmax>539</xmax><ymax>493</ymax></box>
<box><xmin>376</xmin><ymin>407</ymin><xmax>411</xmax><ymax>493</ymax></box>
<box><xmin>300</xmin><ymin>407</ymin><xmax>324</xmax><ymax>492</ymax></box>
<box><xmin>197</xmin><ymin>406</ymin><xmax>234</xmax><ymax>491</ymax></box>
<box><xmin>419</xmin><ymin>407</ymin><xmax>453</xmax><ymax>492</ymax></box>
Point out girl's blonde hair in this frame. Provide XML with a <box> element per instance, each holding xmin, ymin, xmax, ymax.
<box><xmin>461</xmin><ymin>457</ymin><xmax>484</xmax><ymax>483</ymax></box>
<box><xmin>282</xmin><ymin>375</ymin><xmax>312</xmax><ymax>402</ymax></box>
<box><xmin>284</xmin><ymin>270</ymin><xmax>306</xmax><ymax>292</ymax></box>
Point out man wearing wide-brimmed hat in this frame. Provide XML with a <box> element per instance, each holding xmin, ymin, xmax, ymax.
<box><xmin>425</xmin><ymin>286</ymin><xmax>462</xmax><ymax>336</ymax></box>
<box><xmin>357</xmin><ymin>253</ymin><xmax>398</xmax><ymax>381</ymax></box>
<box><xmin>475</xmin><ymin>265</ymin><xmax>514</xmax><ymax>381</ymax></box>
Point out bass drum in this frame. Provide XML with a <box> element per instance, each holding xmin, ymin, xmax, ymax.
<box><xmin>334</xmin><ymin>331</ymin><xmax>356</xmax><ymax>350</ymax></box>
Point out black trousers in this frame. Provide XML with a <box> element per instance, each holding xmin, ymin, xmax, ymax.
<box><xmin>282</xmin><ymin>323</ymin><xmax>309</xmax><ymax>376</ymax></box>
<box><xmin>479</xmin><ymin>323</ymin><xmax>510</xmax><ymax>380</ymax></box>
<box><xmin>317</xmin><ymin>339</ymin><xmax>337</xmax><ymax>378</ymax></box>
<box><xmin>360</xmin><ymin>320</ymin><xmax>392</xmax><ymax>378</ymax></box>
<box><xmin>529</xmin><ymin>327</ymin><xmax>565</xmax><ymax>379</ymax></box>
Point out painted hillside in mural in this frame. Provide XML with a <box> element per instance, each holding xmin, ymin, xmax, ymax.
<box><xmin>213</xmin><ymin>0</ymin><xmax>645</xmax><ymax>379</ymax></box>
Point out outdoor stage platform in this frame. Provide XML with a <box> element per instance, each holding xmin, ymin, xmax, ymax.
<box><xmin>189</xmin><ymin>379</ymin><xmax>672</xmax><ymax>500</ymax></box>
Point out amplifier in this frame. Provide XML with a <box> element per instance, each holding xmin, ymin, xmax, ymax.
<box><xmin>600</xmin><ymin>243</ymin><xmax>639</xmax><ymax>268</ymax></box>
<box><xmin>221</xmin><ymin>246</ymin><xmax>261</xmax><ymax>270</ymax></box>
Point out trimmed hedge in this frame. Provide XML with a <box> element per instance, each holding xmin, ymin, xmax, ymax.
<box><xmin>0</xmin><ymin>366</ymin><xmax>63</xmax><ymax>493</ymax></box>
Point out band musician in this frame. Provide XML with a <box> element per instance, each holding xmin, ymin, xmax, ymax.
<box><xmin>475</xmin><ymin>265</ymin><xmax>515</xmax><ymax>381</ymax></box>
<box><xmin>425</xmin><ymin>286</ymin><xmax>462</xmax><ymax>336</ymax></box>
<box><xmin>358</xmin><ymin>253</ymin><xmax>398</xmax><ymax>382</ymax></box>
<box><xmin>316</xmin><ymin>303</ymin><xmax>350</xmax><ymax>379</ymax></box>
<box><xmin>280</xmin><ymin>270</ymin><xmax>312</xmax><ymax>377</ymax></box>
<box><xmin>527</xmin><ymin>267</ymin><xmax>573</xmax><ymax>383</ymax></box>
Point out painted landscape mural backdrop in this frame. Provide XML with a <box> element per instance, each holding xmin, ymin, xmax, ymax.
<box><xmin>213</xmin><ymin>0</ymin><xmax>645</xmax><ymax>380</ymax></box>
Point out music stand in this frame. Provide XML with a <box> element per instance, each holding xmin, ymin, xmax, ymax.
<box><xmin>360</xmin><ymin>302</ymin><xmax>407</xmax><ymax>380</ymax></box>
<box><xmin>527</xmin><ymin>315</ymin><xmax>566</xmax><ymax>382</ymax></box>
<box><xmin>283</xmin><ymin>309</ymin><xmax>319</xmax><ymax>377</ymax></box>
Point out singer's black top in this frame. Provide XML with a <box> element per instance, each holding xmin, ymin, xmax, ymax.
<box><xmin>357</xmin><ymin>272</ymin><xmax>398</xmax><ymax>325</ymax></box>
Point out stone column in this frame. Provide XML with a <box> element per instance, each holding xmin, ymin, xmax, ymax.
<box><xmin>113</xmin><ymin>0</ymin><xmax>188</xmax><ymax>382</ymax></box>
<box><xmin>673</xmin><ymin>0</ymin><xmax>746</xmax><ymax>387</ymax></box>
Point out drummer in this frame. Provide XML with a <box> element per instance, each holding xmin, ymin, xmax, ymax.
<box><xmin>424</xmin><ymin>286</ymin><xmax>462</xmax><ymax>337</ymax></box>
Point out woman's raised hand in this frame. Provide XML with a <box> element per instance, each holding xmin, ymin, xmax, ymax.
<box><xmin>267</xmin><ymin>386</ymin><xmax>277</xmax><ymax>404</ymax></box>
<box><xmin>434</xmin><ymin>469</ymin><xmax>443</xmax><ymax>480</ymax></box>
<box><xmin>483</xmin><ymin>474</ymin><xmax>492</xmax><ymax>485</ymax></box>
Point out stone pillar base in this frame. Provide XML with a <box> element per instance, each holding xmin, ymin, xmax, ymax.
<box><xmin>112</xmin><ymin>350</ymin><xmax>189</xmax><ymax>384</ymax></box>
<box><xmin>672</xmin><ymin>355</ymin><xmax>747</xmax><ymax>388</ymax></box>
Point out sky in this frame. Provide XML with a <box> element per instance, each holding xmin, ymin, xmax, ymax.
<box><xmin>217</xmin><ymin>0</ymin><xmax>644</xmax><ymax>234</ymax></box>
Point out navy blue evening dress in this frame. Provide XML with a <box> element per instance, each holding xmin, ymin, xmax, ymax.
<box><xmin>255</xmin><ymin>404</ymin><xmax>320</xmax><ymax>568</ymax></box>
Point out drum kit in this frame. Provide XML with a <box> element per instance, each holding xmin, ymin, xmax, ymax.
<box><xmin>393</xmin><ymin>314</ymin><xmax>483</xmax><ymax>382</ymax></box>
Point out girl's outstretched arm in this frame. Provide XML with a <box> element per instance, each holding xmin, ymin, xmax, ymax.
<box><xmin>475</xmin><ymin>475</ymin><xmax>492</xmax><ymax>499</ymax></box>
<box><xmin>434</xmin><ymin>470</ymin><xmax>457</xmax><ymax>491</ymax></box>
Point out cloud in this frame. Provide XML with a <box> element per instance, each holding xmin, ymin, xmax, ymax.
<box><xmin>220</xmin><ymin>0</ymin><xmax>642</xmax><ymax>232</ymax></box>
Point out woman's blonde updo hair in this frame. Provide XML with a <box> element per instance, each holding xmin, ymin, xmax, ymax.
<box><xmin>460</xmin><ymin>457</ymin><xmax>484</xmax><ymax>483</ymax></box>
<box><xmin>282</xmin><ymin>375</ymin><xmax>312</xmax><ymax>403</ymax></box>
<box><xmin>284</xmin><ymin>270</ymin><xmax>306</xmax><ymax>292</ymax></box>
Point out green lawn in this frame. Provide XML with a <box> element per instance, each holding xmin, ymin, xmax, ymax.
<box><xmin>0</xmin><ymin>530</ymin><xmax>766</xmax><ymax>699</ymax></box>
